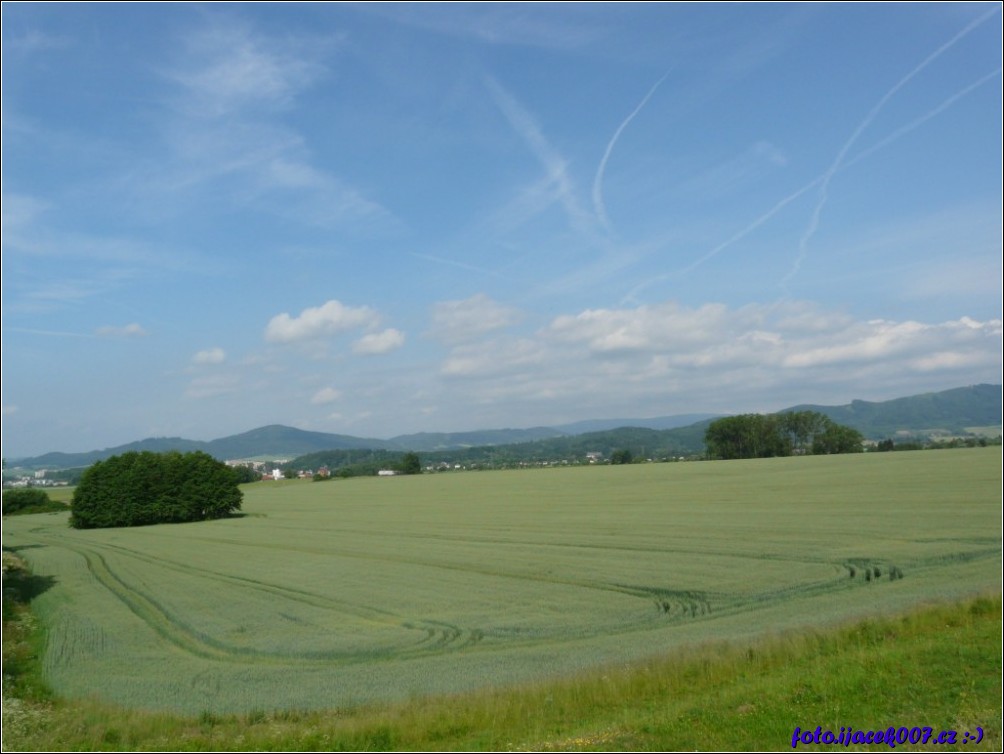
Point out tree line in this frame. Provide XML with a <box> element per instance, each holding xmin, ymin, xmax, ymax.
<box><xmin>704</xmin><ymin>411</ymin><xmax>864</xmax><ymax>460</ymax></box>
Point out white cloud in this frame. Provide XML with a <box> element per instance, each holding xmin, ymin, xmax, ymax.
<box><xmin>95</xmin><ymin>323</ymin><xmax>149</xmax><ymax>338</ymax></box>
<box><xmin>353</xmin><ymin>328</ymin><xmax>406</xmax><ymax>355</ymax></box>
<box><xmin>441</xmin><ymin>337</ymin><xmax>545</xmax><ymax>377</ymax></box>
<box><xmin>2</xmin><ymin>405</ymin><xmax>18</xmax><ymax>417</ymax></box>
<box><xmin>151</xmin><ymin>22</ymin><xmax>395</xmax><ymax>233</ymax></box>
<box><xmin>546</xmin><ymin>301</ymin><xmax>733</xmax><ymax>353</ymax></box>
<box><xmin>544</xmin><ymin>304</ymin><xmax>1003</xmax><ymax>376</ymax></box>
<box><xmin>782</xmin><ymin>320</ymin><xmax>922</xmax><ymax>369</ymax></box>
<box><xmin>427</xmin><ymin>293</ymin><xmax>523</xmax><ymax>345</ymax></box>
<box><xmin>781</xmin><ymin>317</ymin><xmax>1002</xmax><ymax>369</ymax></box>
<box><xmin>264</xmin><ymin>300</ymin><xmax>380</xmax><ymax>343</ymax></box>
<box><xmin>169</xmin><ymin>23</ymin><xmax>329</xmax><ymax>118</ymax></box>
<box><xmin>434</xmin><ymin>301</ymin><xmax>1002</xmax><ymax>419</ymax></box>
<box><xmin>311</xmin><ymin>387</ymin><xmax>342</xmax><ymax>404</ymax></box>
<box><xmin>192</xmin><ymin>347</ymin><xmax>226</xmax><ymax>365</ymax></box>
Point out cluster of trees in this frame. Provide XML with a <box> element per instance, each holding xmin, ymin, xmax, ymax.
<box><xmin>400</xmin><ymin>452</ymin><xmax>422</xmax><ymax>475</ymax></box>
<box><xmin>2</xmin><ymin>488</ymin><xmax>65</xmax><ymax>516</ymax></box>
<box><xmin>610</xmin><ymin>449</ymin><xmax>634</xmax><ymax>465</ymax></box>
<box><xmin>70</xmin><ymin>451</ymin><xmax>242</xmax><ymax>529</ymax></box>
<box><xmin>704</xmin><ymin>411</ymin><xmax>864</xmax><ymax>460</ymax></box>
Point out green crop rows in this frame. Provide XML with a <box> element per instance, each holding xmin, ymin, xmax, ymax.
<box><xmin>3</xmin><ymin>448</ymin><xmax>999</xmax><ymax>715</ymax></box>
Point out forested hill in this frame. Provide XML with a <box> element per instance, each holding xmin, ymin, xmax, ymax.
<box><xmin>784</xmin><ymin>384</ymin><xmax>1001</xmax><ymax>438</ymax></box>
<box><xmin>287</xmin><ymin>423</ymin><xmax>717</xmax><ymax>474</ymax></box>
<box><xmin>14</xmin><ymin>426</ymin><xmax>396</xmax><ymax>471</ymax></box>
<box><xmin>9</xmin><ymin>384</ymin><xmax>1000</xmax><ymax>470</ymax></box>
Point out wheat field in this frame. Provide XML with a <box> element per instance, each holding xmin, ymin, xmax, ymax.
<box><xmin>2</xmin><ymin>448</ymin><xmax>999</xmax><ymax>715</ymax></box>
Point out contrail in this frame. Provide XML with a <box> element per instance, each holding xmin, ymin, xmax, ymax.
<box><xmin>713</xmin><ymin>69</ymin><xmax>1001</xmax><ymax>273</ymax></box>
<box><xmin>592</xmin><ymin>70</ymin><xmax>672</xmax><ymax>235</ymax></box>
<box><xmin>409</xmin><ymin>251</ymin><xmax>514</xmax><ymax>281</ymax></box>
<box><xmin>3</xmin><ymin>326</ymin><xmax>99</xmax><ymax>339</ymax></box>
<box><xmin>622</xmin><ymin>64</ymin><xmax>1000</xmax><ymax>306</ymax></box>
<box><xmin>780</xmin><ymin>6</ymin><xmax>1000</xmax><ymax>291</ymax></box>
<box><xmin>620</xmin><ymin>177</ymin><xmax>817</xmax><ymax>304</ymax></box>
<box><xmin>484</xmin><ymin>75</ymin><xmax>589</xmax><ymax>230</ymax></box>
<box><xmin>844</xmin><ymin>67</ymin><xmax>1002</xmax><ymax>171</ymax></box>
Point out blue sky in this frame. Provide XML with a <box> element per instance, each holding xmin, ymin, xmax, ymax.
<box><xmin>2</xmin><ymin>3</ymin><xmax>1001</xmax><ymax>457</ymax></box>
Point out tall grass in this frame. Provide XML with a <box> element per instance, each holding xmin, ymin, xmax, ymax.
<box><xmin>4</xmin><ymin>595</ymin><xmax>1000</xmax><ymax>751</ymax></box>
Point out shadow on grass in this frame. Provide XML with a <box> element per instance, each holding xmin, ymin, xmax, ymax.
<box><xmin>2</xmin><ymin>570</ymin><xmax>57</xmax><ymax>603</ymax></box>
<box><xmin>2</xmin><ymin>546</ymin><xmax>56</xmax><ymax>604</ymax></box>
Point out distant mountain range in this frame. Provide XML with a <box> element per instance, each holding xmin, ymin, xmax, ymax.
<box><xmin>10</xmin><ymin>426</ymin><xmax>395</xmax><ymax>471</ymax></box>
<box><xmin>389</xmin><ymin>413</ymin><xmax>721</xmax><ymax>452</ymax></box>
<box><xmin>10</xmin><ymin>415</ymin><xmax>720</xmax><ymax>470</ymax></box>
<box><xmin>8</xmin><ymin>385</ymin><xmax>1000</xmax><ymax>470</ymax></box>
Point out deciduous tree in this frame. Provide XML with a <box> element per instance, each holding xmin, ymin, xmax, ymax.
<box><xmin>610</xmin><ymin>448</ymin><xmax>634</xmax><ymax>465</ymax></box>
<box><xmin>400</xmin><ymin>452</ymin><xmax>422</xmax><ymax>475</ymax></box>
<box><xmin>811</xmin><ymin>423</ymin><xmax>864</xmax><ymax>455</ymax></box>
<box><xmin>705</xmin><ymin>412</ymin><xmax>862</xmax><ymax>460</ymax></box>
<box><xmin>71</xmin><ymin>451</ymin><xmax>242</xmax><ymax>529</ymax></box>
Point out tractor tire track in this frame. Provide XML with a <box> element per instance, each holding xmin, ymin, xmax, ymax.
<box><xmin>33</xmin><ymin>531</ymin><xmax>483</xmax><ymax>664</ymax></box>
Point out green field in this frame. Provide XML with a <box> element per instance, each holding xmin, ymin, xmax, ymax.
<box><xmin>2</xmin><ymin>448</ymin><xmax>1000</xmax><ymax>716</ymax></box>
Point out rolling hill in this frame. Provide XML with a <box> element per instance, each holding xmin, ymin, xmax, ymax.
<box><xmin>12</xmin><ymin>425</ymin><xmax>395</xmax><ymax>471</ymax></box>
<box><xmin>8</xmin><ymin>384</ymin><xmax>999</xmax><ymax>470</ymax></box>
<box><xmin>784</xmin><ymin>384</ymin><xmax>1001</xmax><ymax>438</ymax></box>
<box><xmin>388</xmin><ymin>427</ymin><xmax>568</xmax><ymax>452</ymax></box>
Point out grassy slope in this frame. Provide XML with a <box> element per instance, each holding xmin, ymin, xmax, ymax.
<box><xmin>3</xmin><ymin>449</ymin><xmax>1001</xmax><ymax>749</ymax></box>
<box><xmin>5</xmin><ymin>461</ymin><xmax>995</xmax><ymax>702</ymax></box>
<box><xmin>1</xmin><ymin>449</ymin><xmax>1000</xmax><ymax>717</ymax></box>
<box><xmin>3</xmin><ymin>594</ymin><xmax>999</xmax><ymax>751</ymax></box>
